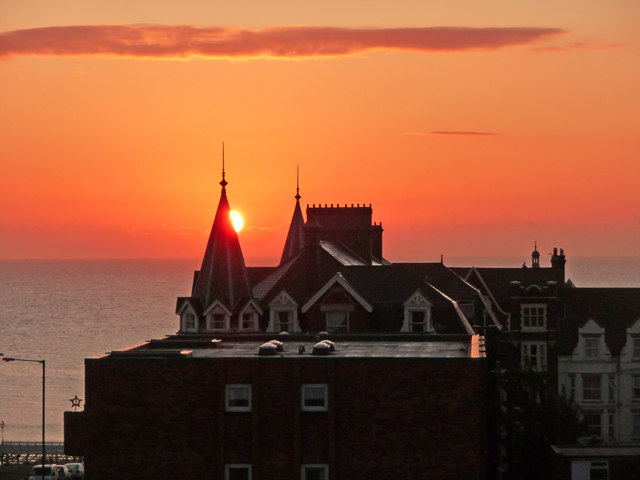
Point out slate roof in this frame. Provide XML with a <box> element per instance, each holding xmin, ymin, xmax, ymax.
<box><xmin>188</xmin><ymin>181</ymin><xmax>253</xmax><ymax>313</ymax></box>
<box><xmin>558</xmin><ymin>287</ymin><xmax>640</xmax><ymax>355</ymax></box>
<box><xmin>280</xmin><ymin>195</ymin><xmax>305</xmax><ymax>265</ymax></box>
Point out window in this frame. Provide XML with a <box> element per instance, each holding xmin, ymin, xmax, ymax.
<box><xmin>302</xmin><ymin>384</ymin><xmax>328</xmax><ymax>412</ymax></box>
<box><xmin>607</xmin><ymin>413</ymin><xmax>615</xmax><ymax>439</ymax></box>
<box><xmin>183</xmin><ymin>313</ymin><xmax>197</xmax><ymax>332</ymax></box>
<box><xmin>633</xmin><ymin>376</ymin><xmax>640</xmax><ymax>401</ymax></box>
<box><xmin>634</xmin><ymin>414</ymin><xmax>640</xmax><ymax>440</ymax></box>
<box><xmin>607</xmin><ymin>377</ymin><xmax>616</xmax><ymax>403</ymax></box>
<box><xmin>589</xmin><ymin>461</ymin><xmax>609</xmax><ymax>480</ymax></box>
<box><xmin>268</xmin><ymin>291</ymin><xmax>300</xmax><ymax>333</ymax></box>
<box><xmin>225</xmin><ymin>465</ymin><xmax>251</xmax><ymax>480</ymax></box>
<box><xmin>634</xmin><ymin>338</ymin><xmax>640</xmax><ymax>358</ymax></box>
<box><xmin>583</xmin><ymin>412</ymin><xmax>601</xmax><ymax>437</ymax></box>
<box><xmin>569</xmin><ymin>375</ymin><xmax>576</xmax><ymax>399</ymax></box>
<box><xmin>584</xmin><ymin>338</ymin><xmax>599</xmax><ymax>358</ymax></box>
<box><xmin>212</xmin><ymin>313</ymin><xmax>226</xmax><ymax>330</ymax></box>
<box><xmin>402</xmin><ymin>291</ymin><xmax>433</xmax><ymax>333</ymax></box>
<box><xmin>239</xmin><ymin>312</ymin><xmax>259</xmax><ymax>331</ymax></box>
<box><xmin>582</xmin><ymin>375</ymin><xmax>601</xmax><ymax>402</ymax></box>
<box><xmin>521</xmin><ymin>304</ymin><xmax>546</xmax><ymax>330</ymax></box>
<box><xmin>326</xmin><ymin>311</ymin><xmax>349</xmax><ymax>333</ymax></box>
<box><xmin>521</xmin><ymin>342</ymin><xmax>547</xmax><ymax>371</ymax></box>
<box><xmin>226</xmin><ymin>385</ymin><xmax>251</xmax><ymax>412</ymax></box>
<box><xmin>302</xmin><ymin>464</ymin><xmax>328</xmax><ymax>480</ymax></box>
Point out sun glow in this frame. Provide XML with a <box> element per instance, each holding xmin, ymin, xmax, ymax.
<box><xmin>230</xmin><ymin>210</ymin><xmax>244</xmax><ymax>232</ymax></box>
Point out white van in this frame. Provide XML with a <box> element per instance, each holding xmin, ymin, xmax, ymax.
<box><xmin>28</xmin><ymin>464</ymin><xmax>69</xmax><ymax>480</ymax></box>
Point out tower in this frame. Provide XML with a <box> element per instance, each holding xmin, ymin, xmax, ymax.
<box><xmin>531</xmin><ymin>241</ymin><xmax>540</xmax><ymax>268</ymax></box>
<box><xmin>280</xmin><ymin>165</ymin><xmax>305</xmax><ymax>265</ymax></box>
<box><xmin>176</xmin><ymin>145</ymin><xmax>259</xmax><ymax>333</ymax></box>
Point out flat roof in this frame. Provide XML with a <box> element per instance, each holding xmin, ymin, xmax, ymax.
<box><xmin>107</xmin><ymin>334</ymin><xmax>479</xmax><ymax>359</ymax></box>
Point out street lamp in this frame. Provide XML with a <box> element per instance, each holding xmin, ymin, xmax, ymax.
<box><xmin>1</xmin><ymin>355</ymin><xmax>46</xmax><ymax>480</ymax></box>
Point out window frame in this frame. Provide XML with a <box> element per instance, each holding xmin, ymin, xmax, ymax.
<box><xmin>520</xmin><ymin>304</ymin><xmax>547</xmax><ymax>331</ymax></box>
<box><xmin>633</xmin><ymin>338</ymin><xmax>640</xmax><ymax>359</ymax></box>
<box><xmin>225</xmin><ymin>464</ymin><xmax>252</xmax><ymax>480</ymax></box>
<box><xmin>301</xmin><ymin>464</ymin><xmax>328</xmax><ymax>480</ymax></box>
<box><xmin>583</xmin><ymin>412</ymin><xmax>602</xmax><ymax>438</ymax></box>
<box><xmin>225</xmin><ymin>384</ymin><xmax>252</xmax><ymax>413</ymax></box>
<box><xmin>582</xmin><ymin>374</ymin><xmax>602</xmax><ymax>402</ymax></box>
<box><xmin>325</xmin><ymin>311</ymin><xmax>349</xmax><ymax>333</ymax></box>
<box><xmin>521</xmin><ymin>342</ymin><xmax>547</xmax><ymax>372</ymax></box>
<box><xmin>301</xmin><ymin>384</ymin><xmax>328</xmax><ymax>412</ymax></box>
<box><xmin>584</xmin><ymin>338</ymin><xmax>599</xmax><ymax>358</ymax></box>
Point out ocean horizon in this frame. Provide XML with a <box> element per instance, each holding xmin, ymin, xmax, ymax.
<box><xmin>1</xmin><ymin>256</ymin><xmax>639</xmax><ymax>441</ymax></box>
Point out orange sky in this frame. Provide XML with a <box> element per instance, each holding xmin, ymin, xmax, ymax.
<box><xmin>1</xmin><ymin>1</ymin><xmax>639</xmax><ymax>262</ymax></box>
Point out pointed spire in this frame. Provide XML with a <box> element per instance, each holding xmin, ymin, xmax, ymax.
<box><xmin>220</xmin><ymin>142</ymin><xmax>228</xmax><ymax>188</ymax></box>
<box><xmin>191</xmin><ymin>146</ymin><xmax>251</xmax><ymax>310</ymax></box>
<box><xmin>280</xmin><ymin>165</ymin><xmax>306</xmax><ymax>265</ymax></box>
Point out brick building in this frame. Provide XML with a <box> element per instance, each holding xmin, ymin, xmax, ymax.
<box><xmin>65</xmin><ymin>170</ymin><xmax>491</xmax><ymax>479</ymax></box>
<box><xmin>65</xmin><ymin>334</ymin><xmax>487</xmax><ymax>480</ymax></box>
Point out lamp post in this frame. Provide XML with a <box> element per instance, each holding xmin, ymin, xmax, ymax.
<box><xmin>1</xmin><ymin>356</ymin><xmax>46</xmax><ymax>480</ymax></box>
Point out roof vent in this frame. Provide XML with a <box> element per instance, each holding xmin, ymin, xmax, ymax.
<box><xmin>268</xmin><ymin>340</ymin><xmax>284</xmax><ymax>352</ymax></box>
<box><xmin>258</xmin><ymin>343</ymin><xmax>277</xmax><ymax>356</ymax></box>
<box><xmin>312</xmin><ymin>342</ymin><xmax>331</xmax><ymax>356</ymax></box>
<box><xmin>320</xmin><ymin>340</ymin><xmax>335</xmax><ymax>352</ymax></box>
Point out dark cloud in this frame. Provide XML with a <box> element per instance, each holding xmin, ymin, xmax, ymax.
<box><xmin>0</xmin><ymin>25</ymin><xmax>566</xmax><ymax>59</ymax></box>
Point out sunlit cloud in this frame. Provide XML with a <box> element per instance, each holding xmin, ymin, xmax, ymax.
<box><xmin>405</xmin><ymin>131</ymin><xmax>503</xmax><ymax>136</ymax></box>
<box><xmin>533</xmin><ymin>41</ymin><xmax>631</xmax><ymax>52</ymax></box>
<box><xmin>0</xmin><ymin>25</ymin><xmax>567</xmax><ymax>60</ymax></box>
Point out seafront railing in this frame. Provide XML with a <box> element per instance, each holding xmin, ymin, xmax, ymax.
<box><xmin>0</xmin><ymin>441</ymin><xmax>80</xmax><ymax>465</ymax></box>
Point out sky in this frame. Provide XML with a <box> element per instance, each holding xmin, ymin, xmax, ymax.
<box><xmin>1</xmin><ymin>1</ymin><xmax>639</xmax><ymax>263</ymax></box>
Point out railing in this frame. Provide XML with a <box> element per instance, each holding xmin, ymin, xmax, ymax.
<box><xmin>0</xmin><ymin>442</ymin><xmax>80</xmax><ymax>466</ymax></box>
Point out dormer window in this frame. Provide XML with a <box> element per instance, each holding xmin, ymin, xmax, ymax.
<box><xmin>178</xmin><ymin>302</ymin><xmax>199</xmax><ymax>333</ymax></box>
<box><xmin>402</xmin><ymin>291</ymin><xmax>433</xmax><ymax>333</ymax></box>
<box><xmin>521</xmin><ymin>304</ymin><xmax>546</xmax><ymax>331</ymax></box>
<box><xmin>238</xmin><ymin>301</ymin><xmax>262</xmax><ymax>332</ymax></box>
<box><xmin>268</xmin><ymin>291</ymin><xmax>300</xmax><ymax>333</ymax></box>
<box><xmin>204</xmin><ymin>301</ymin><xmax>232</xmax><ymax>331</ymax></box>
<box><xmin>183</xmin><ymin>313</ymin><xmax>197</xmax><ymax>332</ymax></box>
<box><xmin>584</xmin><ymin>338</ymin><xmax>599</xmax><ymax>358</ymax></box>
<box><xmin>326</xmin><ymin>310</ymin><xmax>349</xmax><ymax>333</ymax></box>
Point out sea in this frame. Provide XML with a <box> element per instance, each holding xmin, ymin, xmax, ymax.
<box><xmin>1</xmin><ymin>256</ymin><xmax>639</xmax><ymax>441</ymax></box>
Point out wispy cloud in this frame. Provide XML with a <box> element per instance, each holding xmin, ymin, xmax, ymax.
<box><xmin>533</xmin><ymin>41</ymin><xmax>631</xmax><ymax>52</ymax></box>
<box><xmin>0</xmin><ymin>25</ymin><xmax>566</xmax><ymax>60</ymax></box>
<box><xmin>406</xmin><ymin>131</ymin><xmax>503</xmax><ymax>136</ymax></box>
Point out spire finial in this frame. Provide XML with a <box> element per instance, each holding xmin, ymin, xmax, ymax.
<box><xmin>295</xmin><ymin>164</ymin><xmax>301</xmax><ymax>201</ymax></box>
<box><xmin>220</xmin><ymin>142</ymin><xmax>228</xmax><ymax>188</ymax></box>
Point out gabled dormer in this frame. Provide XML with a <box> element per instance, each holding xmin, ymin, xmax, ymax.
<box><xmin>238</xmin><ymin>300</ymin><xmax>263</xmax><ymax>332</ymax></box>
<box><xmin>575</xmin><ymin>318</ymin><xmax>607</xmax><ymax>360</ymax></box>
<box><xmin>267</xmin><ymin>290</ymin><xmax>301</xmax><ymax>333</ymax></box>
<box><xmin>177</xmin><ymin>299</ymin><xmax>200</xmax><ymax>333</ymax></box>
<box><xmin>301</xmin><ymin>273</ymin><xmax>373</xmax><ymax>333</ymax></box>
<box><xmin>204</xmin><ymin>300</ymin><xmax>232</xmax><ymax>331</ymax></box>
<box><xmin>401</xmin><ymin>290</ymin><xmax>434</xmax><ymax>333</ymax></box>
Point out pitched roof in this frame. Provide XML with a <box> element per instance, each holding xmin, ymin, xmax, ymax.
<box><xmin>280</xmin><ymin>196</ymin><xmax>305</xmax><ymax>265</ymax></box>
<box><xmin>190</xmin><ymin>182</ymin><xmax>252</xmax><ymax>312</ymax></box>
<box><xmin>558</xmin><ymin>287</ymin><xmax>640</xmax><ymax>355</ymax></box>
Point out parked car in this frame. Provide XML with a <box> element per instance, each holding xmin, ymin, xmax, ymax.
<box><xmin>28</xmin><ymin>464</ymin><xmax>68</xmax><ymax>480</ymax></box>
<box><xmin>65</xmin><ymin>462</ymin><xmax>84</xmax><ymax>479</ymax></box>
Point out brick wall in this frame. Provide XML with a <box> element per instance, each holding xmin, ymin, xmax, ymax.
<box><xmin>69</xmin><ymin>355</ymin><xmax>487</xmax><ymax>480</ymax></box>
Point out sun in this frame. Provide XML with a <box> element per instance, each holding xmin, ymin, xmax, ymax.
<box><xmin>230</xmin><ymin>210</ymin><xmax>244</xmax><ymax>232</ymax></box>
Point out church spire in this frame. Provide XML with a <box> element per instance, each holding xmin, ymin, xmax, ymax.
<box><xmin>190</xmin><ymin>146</ymin><xmax>252</xmax><ymax>310</ymax></box>
<box><xmin>280</xmin><ymin>165</ymin><xmax>305</xmax><ymax>265</ymax></box>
